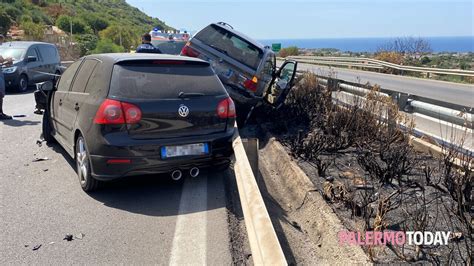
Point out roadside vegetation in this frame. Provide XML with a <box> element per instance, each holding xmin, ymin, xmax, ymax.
<box><xmin>0</xmin><ymin>0</ymin><xmax>173</xmax><ymax>59</ymax></box>
<box><xmin>257</xmin><ymin>72</ymin><xmax>472</xmax><ymax>264</ymax></box>
<box><xmin>278</xmin><ymin>46</ymin><xmax>299</xmax><ymax>58</ymax></box>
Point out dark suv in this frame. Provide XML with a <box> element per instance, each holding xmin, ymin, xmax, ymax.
<box><xmin>181</xmin><ymin>22</ymin><xmax>298</xmax><ymax>111</ymax></box>
<box><xmin>36</xmin><ymin>53</ymin><xmax>235</xmax><ymax>192</ymax></box>
<box><xmin>0</xmin><ymin>41</ymin><xmax>61</xmax><ymax>92</ymax></box>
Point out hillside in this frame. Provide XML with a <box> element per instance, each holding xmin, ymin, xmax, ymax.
<box><xmin>0</xmin><ymin>0</ymin><xmax>174</xmax><ymax>57</ymax></box>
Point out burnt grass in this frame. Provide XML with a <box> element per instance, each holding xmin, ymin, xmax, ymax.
<box><xmin>252</xmin><ymin>73</ymin><xmax>472</xmax><ymax>264</ymax></box>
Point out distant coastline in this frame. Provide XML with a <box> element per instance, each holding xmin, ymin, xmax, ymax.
<box><xmin>260</xmin><ymin>36</ymin><xmax>474</xmax><ymax>53</ymax></box>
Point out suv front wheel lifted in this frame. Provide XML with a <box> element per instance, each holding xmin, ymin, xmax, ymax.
<box><xmin>76</xmin><ymin>135</ymin><xmax>100</xmax><ymax>192</ymax></box>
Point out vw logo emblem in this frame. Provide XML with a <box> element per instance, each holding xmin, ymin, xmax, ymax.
<box><xmin>178</xmin><ymin>105</ymin><xmax>189</xmax><ymax>118</ymax></box>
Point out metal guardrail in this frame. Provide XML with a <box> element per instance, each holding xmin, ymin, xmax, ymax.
<box><xmin>298</xmin><ymin>70</ymin><xmax>473</xmax><ymax>128</ymax></box>
<box><xmin>295</xmin><ymin>71</ymin><xmax>473</xmax><ymax>155</ymax></box>
<box><xmin>288</xmin><ymin>56</ymin><xmax>474</xmax><ymax>77</ymax></box>
<box><xmin>232</xmin><ymin>124</ymin><xmax>287</xmax><ymax>265</ymax></box>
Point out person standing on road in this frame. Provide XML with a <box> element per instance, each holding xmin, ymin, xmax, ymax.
<box><xmin>0</xmin><ymin>34</ymin><xmax>13</xmax><ymax>120</ymax></box>
<box><xmin>136</xmin><ymin>33</ymin><xmax>162</xmax><ymax>54</ymax></box>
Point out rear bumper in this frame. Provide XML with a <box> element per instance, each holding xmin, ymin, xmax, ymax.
<box><xmin>224</xmin><ymin>84</ymin><xmax>262</xmax><ymax>106</ymax></box>
<box><xmin>88</xmin><ymin>130</ymin><xmax>234</xmax><ymax>181</ymax></box>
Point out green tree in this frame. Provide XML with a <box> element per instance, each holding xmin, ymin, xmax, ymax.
<box><xmin>76</xmin><ymin>34</ymin><xmax>99</xmax><ymax>56</ymax></box>
<box><xmin>99</xmin><ymin>24</ymin><xmax>138</xmax><ymax>51</ymax></box>
<box><xmin>420</xmin><ymin>56</ymin><xmax>431</xmax><ymax>65</ymax></box>
<box><xmin>279</xmin><ymin>46</ymin><xmax>299</xmax><ymax>58</ymax></box>
<box><xmin>81</xmin><ymin>14</ymin><xmax>109</xmax><ymax>34</ymax></box>
<box><xmin>0</xmin><ymin>10</ymin><xmax>11</xmax><ymax>35</ymax></box>
<box><xmin>91</xmin><ymin>38</ymin><xmax>124</xmax><ymax>54</ymax></box>
<box><xmin>56</xmin><ymin>15</ymin><xmax>89</xmax><ymax>35</ymax></box>
<box><xmin>21</xmin><ymin>21</ymin><xmax>44</xmax><ymax>41</ymax></box>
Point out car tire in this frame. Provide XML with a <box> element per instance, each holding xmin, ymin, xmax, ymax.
<box><xmin>236</xmin><ymin>104</ymin><xmax>251</xmax><ymax>128</ymax></box>
<box><xmin>18</xmin><ymin>74</ymin><xmax>28</xmax><ymax>93</ymax></box>
<box><xmin>42</xmin><ymin>109</ymin><xmax>55</xmax><ymax>144</ymax></box>
<box><xmin>76</xmin><ymin>135</ymin><xmax>100</xmax><ymax>192</ymax></box>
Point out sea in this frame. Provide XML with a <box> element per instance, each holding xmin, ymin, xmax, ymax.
<box><xmin>260</xmin><ymin>36</ymin><xmax>474</xmax><ymax>53</ymax></box>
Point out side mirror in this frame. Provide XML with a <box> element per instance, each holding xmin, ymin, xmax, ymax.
<box><xmin>36</xmin><ymin>81</ymin><xmax>54</xmax><ymax>92</ymax></box>
<box><xmin>27</xmin><ymin>56</ymin><xmax>37</xmax><ymax>63</ymax></box>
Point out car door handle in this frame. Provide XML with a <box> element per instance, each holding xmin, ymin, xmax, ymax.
<box><xmin>59</xmin><ymin>99</ymin><xmax>62</xmax><ymax>106</ymax></box>
<box><xmin>74</xmin><ymin>103</ymin><xmax>79</xmax><ymax>111</ymax></box>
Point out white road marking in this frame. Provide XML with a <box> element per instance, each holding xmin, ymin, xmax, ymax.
<box><xmin>169</xmin><ymin>176</ymin><xmax>208</xmax><ymax>265</ymax></box>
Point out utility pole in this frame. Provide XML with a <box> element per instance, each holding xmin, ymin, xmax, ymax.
<box><xmin>119</xmin><ymin>27</ymin><xmax>122</xmax><ymax>47</ymax></box>
<box><xmin>69</xmin><ymin>18</ymin><xmax>72</xmax><ymax>39</ymax></box>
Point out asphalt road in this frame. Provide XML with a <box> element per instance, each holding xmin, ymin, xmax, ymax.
<box><xmin>0</xmin><ymin>92</ymin><xmax>233</xmax><ymax>264</ymax></box>
<box><xmin>287</xmin><ymin>61</ymin><xmax>474</xmax><ymax>108</ymax></box>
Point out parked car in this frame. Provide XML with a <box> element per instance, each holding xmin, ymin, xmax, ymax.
<box><xmin>151</xmin><ymin>30</ymin><xmax>190</xmax><ymax>55</ymax></box>
<box><xmin>180</xmin><ymin>22</ymin><xmax>298</xmax><ymax>113</ymax></box>
<box><xmin>0</xmin><ymin>41</ymin><xmax>61</xmax><ymax>92</ymax></box>
<box><xmin>35</xmin><ymin>53</ymin><xmax>235</xmax><ymax>192</ymax></box>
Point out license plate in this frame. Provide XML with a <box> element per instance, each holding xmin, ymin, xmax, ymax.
<box><xmin>161</xmin><ymin>143</ymin><xmax>209</xmax><ymax>158</ymax></box>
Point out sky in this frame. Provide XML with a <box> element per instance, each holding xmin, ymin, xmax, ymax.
<box><xmin>126</xmin><ymin>0</ymin><xmax>473</xmax><ymax>40</ymax></box>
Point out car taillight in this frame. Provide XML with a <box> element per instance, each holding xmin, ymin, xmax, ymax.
<box><xmin>243</xmin><ymin>76</ymin><xmax>258</xmax><ymax>92</ymax></box>
<box><xmin>181</xmin><ymin>42</ymin><xmax>200</xmax><ymax>57</ymax></box>
<box><xmin>216</xmin><ymin>97</ymin><xmax>236</xmax><ymax>119</ymax></box>
<box><xmin>94</xmin><ymin>99</ymin><xmax>142</xmax><ymax>125</ymax></box>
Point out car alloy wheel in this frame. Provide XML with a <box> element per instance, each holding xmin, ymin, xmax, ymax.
<box><xmin>19</xmin><ymin>75</ymin><xmax>28</xmax><ymax>92</ymax></box>
<box><xmin>76</xmin><ymin>137</ymin><xmax>89</xmax><ymax>186</ymax></box>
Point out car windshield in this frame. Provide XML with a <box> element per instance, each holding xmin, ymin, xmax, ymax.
<box><xmin>0</xmin><ymin>47</ymin><xmax>25</xmax><ymax>61</ymax></box>
<box><xmin>195</xmin><ymin>25</ymin><xmax>263</xmax><ymax>70</ymax></box>
<box><xmin>109</xmin><ymin>62</ymin><xmax>223</xmax><ymax>99</ymax></box>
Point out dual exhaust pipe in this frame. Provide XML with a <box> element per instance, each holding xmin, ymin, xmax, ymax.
<box><xmin>170</xmin><ymin>167</ymin><xmax>200</xmax><ymax>181</ymax></box>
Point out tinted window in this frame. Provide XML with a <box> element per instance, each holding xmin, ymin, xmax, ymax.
<box><xmin>26</xmin><ymin>47</ymin><xmax>38</xmax><ymax>59</ymax></box>
<box><xmin>109</xmin><ymin>63</ymin><xmax>224</xmax><ymax>99</ymax></box>
<box><xmin>57</xmin><ymin>60</ymin><xmax>82</xmax><ymax>92</ymax></box>
<box><xmin>71</xmin><ymin>60</ymin><xmax>99</xmax><ymax>93</ymax></box>
<box><xmin>263</xmin><ymin>54</ymin><xmax>275</xmax><ymax>77</ymax></box>
<box><xmin>195</xmin><ymin>25</ymin><xmax>263</xmax><ymax>70</ymax></box>
<box><xmin>39</xmin><ymin>45</ymin><xmax>59</xmax><ymax>64</ymax></box>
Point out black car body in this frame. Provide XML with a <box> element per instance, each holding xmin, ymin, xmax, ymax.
<box><xmin>37</xmin><ymin>53</ymin><xmax>235</xmax><ymax>191</ymax></box>
<box><xmin>181</xmin><ymin>22</ymin><xmax>298</xmax><ymax>110</ymax></box>
<box><xmin>0</xmin><ymin>41</ymin><xmax>61</xmax><ymax>92</ymax></box>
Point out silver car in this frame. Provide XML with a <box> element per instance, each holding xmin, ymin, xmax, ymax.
<box><xmin>181</xmin><ymin>22</ymin><xmax>298</xmax><ymax>114</ymax></box>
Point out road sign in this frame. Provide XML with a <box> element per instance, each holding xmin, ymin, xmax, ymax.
<box><xmin>271</xmin><ymin>43</ymin><xmax>281</xmax><ymax>52</ymax></box>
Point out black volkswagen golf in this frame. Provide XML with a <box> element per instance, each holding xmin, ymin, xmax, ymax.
<box><xmin>36</xmin><ymin>53</ymin><xmax>236</xmax><ymax>192</ymax></box>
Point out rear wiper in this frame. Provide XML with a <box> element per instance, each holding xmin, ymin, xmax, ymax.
<box><xmin>210</xmin><ymin>45</ymin><xmax>228</xmax><ymax>56</ymax></box>
<box><xmin>178</xmin><ymin>92</ymin><xmax>205</xmax><ymax>98</ymax></box>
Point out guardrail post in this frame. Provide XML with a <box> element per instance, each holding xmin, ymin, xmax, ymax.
<box><xmin>397</xmin><ymin>93</ymin><xmax>410</xmax><ymax>112</ymax></box>
<box><xmin>327</xmin><ymin>78</ymin><xmax>339</xmax><ymax>91</ymax></box>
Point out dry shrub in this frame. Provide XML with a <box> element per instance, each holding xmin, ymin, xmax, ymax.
<box><xmin>356</xmin><ymin>87</ymin><xmax>416</xmax><ymax>185</ymax></box>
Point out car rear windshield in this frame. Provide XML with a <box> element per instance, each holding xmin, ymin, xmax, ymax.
<box><xmin>109</xmin><ymin>61</ymin><xmax>225</xmax><ymax>99</ymax></box>
<box><xmin>194</xmin><ymin>25</ymin><xmax>263</xmax><ymax>70</ymax></box>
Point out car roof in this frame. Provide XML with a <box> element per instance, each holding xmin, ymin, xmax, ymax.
<box><xmin>84</xmin><ymin>53</ymin><xmax>209</xmax><ymax>65</ymax></box>
<box><xmin>0</xmin><ymin>41</ymin><xmax>55</xmax><ymax>48</ymax></box>
<box><xmin>210</xmin><ymin>22</ymin><xmax>267</xmax><ymax>51</ymax></box>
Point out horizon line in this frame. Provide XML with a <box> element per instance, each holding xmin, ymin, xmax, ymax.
<box><xmin>258</xmin><ymin>35</ymin><xmax>474</xmax><ymax>40</ymax></box>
